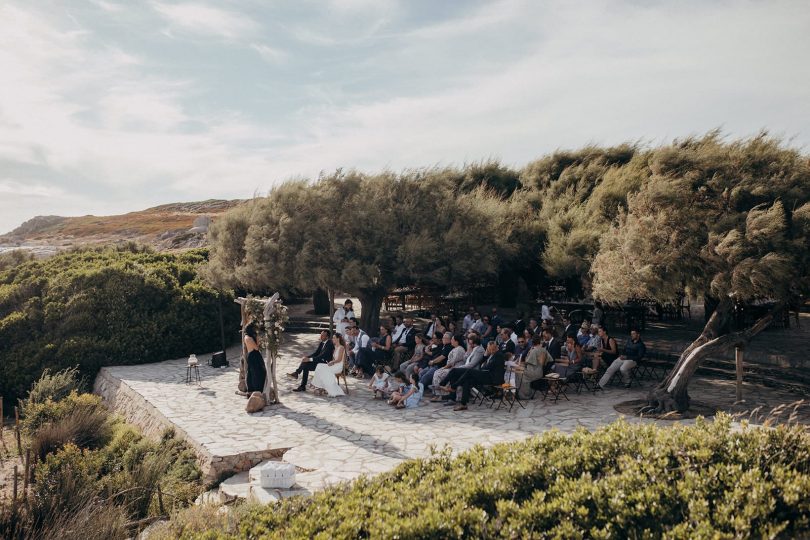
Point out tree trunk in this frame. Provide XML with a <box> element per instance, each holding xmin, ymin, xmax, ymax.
<box><xmin>646</xmin><ymin>298</ymin><xmax>784</xmax><ymax>413</ymax></box>
<box><xmin>312</xmin><ymin>288</ymin><xmax>330</xmax><ymax>315</ymax></box>
<box><xmin>357</xmin><ymin>288</ymin><xmax>387</xmax><ymax>336</ymax></box>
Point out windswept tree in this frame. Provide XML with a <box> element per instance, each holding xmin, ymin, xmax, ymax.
<box><xmin>591</xmin><ymin>133</ymin><xmax>810</xmax><ymax>412</ymax></box>
<box><xmin>521</xmin><ymin>144</ymin><xmax>639</xmax><ymax>295</ymax></box>
<box><xmin>207</xmin><ymin>169</ymin><xmax>511</xmax><ymax>332</ymax></box>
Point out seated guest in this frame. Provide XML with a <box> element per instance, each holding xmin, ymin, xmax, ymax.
<box><xmin>397</xmin><ymin>333</ymin><xmax>426</xmax><ymax>377</ymax></box>
<box><xmin>434</xmin><ymin>334</ymin><xmax>486</xmax><ymax>401</ymax></box>
<box><xmin>490</xmin><ymin>307</ymin><xmax>504</xmax><ymax>329</ymax></box>
<box><xmin>446</xmin><ymin>320</ymin><xmax>457</xmax><ymax>335</ymax></box>
<box><xmin>479</xmin><ymin>315</ymin><xmax>495</xmax><ymax>345</ymax></box>
<box><xmin>391</xmin><ymin>317</ymin><xmax>417</xmax><ymax>370</ymax></box>
<box><xmin>471</xmin><ymin>312</ymin><xmax>486</xmax><ymax>334</ymax></box>
<box><xmin>244</xmin><ymin>323</ymin><xmax>267</xmax><ymax>393</ymax></box>
<box><xmin>349</xmin><ymin>326</ymin><xmax>373</xmax><ymax>378</ymax></box>
<box><xmin>389</xmin><ymin>372</ymin><xmax>423</xmax><ymax>409</ymax></box>
<box><xmin>418</xmin><ymin>332</ymin><xmax>453</xmax><ymax>391</ymax></box>
<box><xmin>430</xmin><ymin>334</ymin><xmax>467</xmax><ymax>398</ymax></box>
<box><xmin>577</xmin><ymin>321</ymin><xmax>591</xmax><ymax>346</ymax></box>
<box><xmin>542</xmin><ymin>328</ymin><xmax>562</xmax><ymax>361</ymax></box>
<box><xmin>598</xmin><ymin>329</ymin><xmax>645</xmax><ymax>388</ymax></box>
<box><xmin>513</xmin><ymin>334</ymin><xmax>530</xmax><ymax>363</ymax></box>
<box><xmin>441</xmin><ymin>341</ymin><xmax>505</xmax><ymax>411</ymax></box>
<box><xmin>405</xmin><ymin>333</ymin><xmax>440</xmax><ymax>378</ymax></box>
<box><xmin>368</xmin><ymin>365</ymin><xmax>389</xmax><ymax>399</ymax></box>
<box><xmin>517</xmin><ymin>334</ymin><xmax>552</xmax><ymax>399</ymax></box>
<box><xmin>370</xmin><ymin>325</ymin><xmax>393</xmax><ymax>368</ymax></box>
<box><xmin>462</xmin><ymin>306</ymin><xmax>476</xmax><ymax>332</ymax></box>
<box><xmin>310</xmin><ymin>333</ymin><xmax>347</xmax><ymax>397</ymax></box>
<box><xmin>553</xmin><ymin>335</ymin><xmax>584</xmax><ymax>378</ymax></box>
<box><xmin>498</xmin><ymin>327</ymin><xmax>516</xmax><ymax>358</ymax></box>
<box><xmin>584</xmin><ymin>324</ymin><xmax>600</xmax><ymax>351</ymax></box>
<box><xmin>289</xmin><ymin>330</ymin><xmax>334</xmax><ymax>392</ymax></box>
<box><xmin>562</xmin><ymin>316</ymin><xmax>577</xmax><ymax>338</ymax></box>
<box><xmin>595</xmin><ymin>326</ymin><xmax>620</xmax><ymax>387</ymax></box>
<box><xmin>527</xmin><ymin>318</ymin><xmax>541</xmax><ymax>336</ymax></box>
<box><xmin>424</xmin><ymin>314</ymin><xmax>440</xmax><ymax>341</ymax></box>
<box><xmin>511</xmin><ymin>312</ymin><xmax>526</xmax><ymax>336</ymax></box>
<box><xmin>390</xmin><ymin>315</ymin><xmax>406</xmax><ymax>342</ymax></box>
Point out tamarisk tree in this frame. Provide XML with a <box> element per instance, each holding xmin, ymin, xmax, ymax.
<box><xmin>591</xmin><ymin>134</ymin><xmax>810</xmax><ymax>413</ymax></box>
<box><xmin>207</xmin><ymin>169</ymin><xmax>509</xmax><ymax>333</ymax></box>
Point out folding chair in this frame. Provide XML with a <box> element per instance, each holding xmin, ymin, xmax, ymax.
<box><xmin>496</xmin><ymin>368</ymin><xmax>526</xmax><ymax>411</ymax></box>
<box><xmin>472</xmin><ymin>385</ymin><xmax>499</xmax><ymax>408</ymax></box>
<box><xmin>542</xmin><ymin>375</ymin><xmax>570</xmax><ymax>402</ymax></box>
<box><xmin>574</xmin><ymin>369</ymin><xmax>602</xmax><ymax>394</ymax></box>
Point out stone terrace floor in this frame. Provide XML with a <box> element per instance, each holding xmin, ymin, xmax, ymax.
<box><xmin>98</xmin><ymin>334</ymin><xmax>810</xmax><ymax>495</ymax></box>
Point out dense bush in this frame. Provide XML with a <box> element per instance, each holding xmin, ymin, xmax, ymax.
<box><xmin>1</xmin><ymin>371</ymin><xmax>203</xmax><ymax>540</ymax></box>
<box><xmin>169</xmin><ymin>415</ymin><xmax>810</xmax><ymax>539</ymax></box>
<box><xmin>0</xmin><ymin>245</ymin><xmax>239</xmax><ymax>409</ymax></box>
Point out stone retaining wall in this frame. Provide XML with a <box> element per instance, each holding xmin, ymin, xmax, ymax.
<box><xmin>93</xmin><ymin>368</ymin><xmax>284</xmax><ymax>484</ymax></box>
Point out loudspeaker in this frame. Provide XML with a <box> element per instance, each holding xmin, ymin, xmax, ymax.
<box><xmin>211</xmin><ymin>351</ymin><xmax>228</xmax><ymax>368</ymax></box>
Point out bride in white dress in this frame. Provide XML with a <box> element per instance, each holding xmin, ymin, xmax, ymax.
<box><xmin>311</xmin><ymin>334</ymin><xmax>346</xmax><ymax>397</ymax></box>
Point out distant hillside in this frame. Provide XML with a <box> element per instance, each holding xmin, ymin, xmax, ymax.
<box><xmin>0</xmin><ymin>199</ymin><xmax>245</xmax><ymax>255</ymax></box>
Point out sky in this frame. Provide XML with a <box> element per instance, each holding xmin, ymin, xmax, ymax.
<box><xmin>1</xmin><ymin>0</ymin><xmax>809</xmax><ymax>235</ymax></box>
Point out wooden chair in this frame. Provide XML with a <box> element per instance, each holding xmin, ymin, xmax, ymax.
<box><xmin>336</xmin><ymin>358</ymin><xmax>350</xmax><ymax>395</ymax></box>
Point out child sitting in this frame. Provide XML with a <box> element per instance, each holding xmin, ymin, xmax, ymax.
<box><xmin>390</xmin><ymin>372</ymin><xmax>424</xmax><ymax>409</ymax></box>
<box><xmin>384</xmin><ymin>372</ymin><xmax>407</xmax><ymax>403</ymax></box>
<box><xmin>368</xmin><ymin>365</ymin><xmax>389</xmax><ymax>399</ymax></box>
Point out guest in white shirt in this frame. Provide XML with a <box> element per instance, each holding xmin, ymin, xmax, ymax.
<box><xmin>333</xmin><ymin>299</ymin><xmax>355</xmax><ymax>337</ymax></box>
<box><xmin>462</xmin><ymin>306</ymin><xmax>476</xmax><ymax>332</ymax></box>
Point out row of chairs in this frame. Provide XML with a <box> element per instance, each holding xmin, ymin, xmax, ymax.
<box><xmin>469</xmin><ymin>349</ymin><xmax>677</xmax><ymax>411</ymax></box>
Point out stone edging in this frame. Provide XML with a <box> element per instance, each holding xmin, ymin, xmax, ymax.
<box><xmin>93</xmin><ymin>368</ymin><xmax>284</xmax><ymax>484</ymax></box>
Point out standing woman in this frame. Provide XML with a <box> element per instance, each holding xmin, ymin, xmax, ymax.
<box><xmin>370</xmin><ymin>325</ymin><xmax>393</xmax><ymax>367</ymax></box>
<box><xmin>312</xmin><ymin>333</ymin><xmax>347</xmax><ymax>397</ymax></box>
<box><xmin>244</xmin><ymin>323</ymin><xmax>267</xmax><ymax>393</ymax></box>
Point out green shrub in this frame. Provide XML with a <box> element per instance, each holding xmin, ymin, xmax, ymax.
<box><xmin>0</xmin><ymin>246</ymin><xmax>240</xmax><ymax>410</ymax></box>
<box><xmin>176</xmin><ymin>415</ymin><xmax>810</xmax><ymax>539</ymax></box>
<box><xmin>23</xmin><ymin>391</ymin><xmax>102</xmax><ymax>432</ymax></box>
<box><xmin>29</xmin><ymin>396</ymin><xmax>113</xmax><ymax>462</ymax></box>
<box><xmin>19</xmin><ymin>367</ymin><xmax>83</xmax><ymax>423</ymax></box>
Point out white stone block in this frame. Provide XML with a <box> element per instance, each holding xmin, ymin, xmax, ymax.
<box><xmin>247</xmin><ymin>485</ymin><xmax>281</xmax><ymax>505</ymax></box>
<box><xmin>249</xmin><ymin>461</ymin><xmax>296</xmax><ymax>489</ymax></box>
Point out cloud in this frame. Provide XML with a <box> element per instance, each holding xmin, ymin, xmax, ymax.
<box><xmin>151</xmin><ymin>2</ymin><xmax>259</xmax><ymax>41</ymax></box>
<box><xmin>251</xmin><ymin>43</ymin><xmax>288</xmax><ymax>64</ymax></box>
<box><xmin>0</xmin><ymin>0</ymin><xmax>808</xmax><ymax>236</ymax></box>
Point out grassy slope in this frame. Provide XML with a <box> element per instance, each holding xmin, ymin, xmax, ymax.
<box><xmin>1</xmin><ymin>199</ymin><xmax>245</xmax><ymax>243</ymax></box>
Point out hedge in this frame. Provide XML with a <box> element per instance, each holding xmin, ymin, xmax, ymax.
<box><xmin>171</xmin><ymin>415</ymin><xmax>810</xmax><ymax>539</ymax></box>
<box><xmin>0</xmin><ymin>245</ymin><xmax>240</xmax><ymax>410</ymax></box>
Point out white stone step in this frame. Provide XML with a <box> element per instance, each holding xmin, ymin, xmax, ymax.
<box><xmin>217</xmin><ymin>463</ymin><xmax>312</xmax><ymax>505</ymax></box>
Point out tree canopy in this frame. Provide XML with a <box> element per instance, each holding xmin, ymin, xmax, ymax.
<box><xmin>207</xmin><ymin>169</ymin><xmax>511</xmax><ymax>331</ymax></box>
<box><xmin>590</xmin><ymin>133</ymin><xmax>810</xmax><ymax>411</ymax></box>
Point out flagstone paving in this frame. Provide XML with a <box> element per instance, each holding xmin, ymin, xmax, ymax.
<box><xmin>95</xmin><ymin>334</ymin><xmax>810</xmax><ymax>495</ymax></box>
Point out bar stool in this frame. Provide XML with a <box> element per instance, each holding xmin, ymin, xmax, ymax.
<box><xmin>186</xmin><ymin>354</ymin><xmax>201</xmax><ymax>385</ymax></box>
